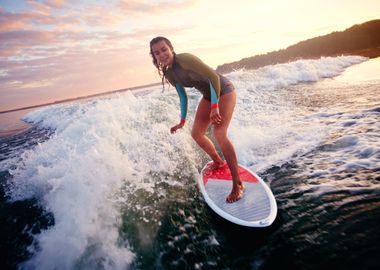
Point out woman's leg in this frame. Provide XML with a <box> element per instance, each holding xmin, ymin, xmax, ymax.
<box><xmin>212</xmin><ymin>91</ymin><xmax>243</xmax><ymax>203</ymax></box>
<box><xmin>192</xmin><ymin>91</ymin><xmax>243</xmax><ymax>203</ymax></box>
<box><xmin>191</xmin><ymin>98</ymin><xmax>224</xmax><ymax>167</ymax></box>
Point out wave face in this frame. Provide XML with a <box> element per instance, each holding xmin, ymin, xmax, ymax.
<box><xmin>2</xmin><ymin>55</ymin><xmax>379</xmax><ymax>270</ymax></box>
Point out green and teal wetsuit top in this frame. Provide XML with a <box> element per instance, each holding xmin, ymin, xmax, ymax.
<box><xmin>163</xmin><ymin>53</ymin><xmax>235</xmax><ymax>124</ymax></box>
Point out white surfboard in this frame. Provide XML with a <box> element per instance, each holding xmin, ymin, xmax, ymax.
<box><xmin>199</xmin><ymin>162</ymin><xmax>277</xmax><ymax>227</ymax></box>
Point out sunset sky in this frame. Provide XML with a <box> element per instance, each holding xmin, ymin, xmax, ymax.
<box><xmin>1</xmin><ymin>0</ymin><xmax>379</xmax><ymax>111</ymax></box>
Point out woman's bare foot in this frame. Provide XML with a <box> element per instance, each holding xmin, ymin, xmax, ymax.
<box><xmin>204</xmin><ymin>160</ymin><xmax>225</xmax><ymax>172</ymax></box>
<box><xmin>226</xmin><ymin>183</ymin><xmax>245</xmax><ymax>203</ymax></box>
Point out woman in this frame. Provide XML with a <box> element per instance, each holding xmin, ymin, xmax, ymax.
<box><xmin>149</xmin><ymin>36</ymin><xmax>244</xmax><ymax>203</ymax></box>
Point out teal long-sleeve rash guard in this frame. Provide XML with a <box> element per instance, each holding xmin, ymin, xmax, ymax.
<box><xmin>164</xmin><ymin>53</ymin><xmax>235</xmax><ymax>124</ymax></box>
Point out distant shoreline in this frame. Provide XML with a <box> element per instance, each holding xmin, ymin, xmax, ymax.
<box><xmin>216</xmin><ymin>19</ymin><xmax>380</xmax><ymax>73</ymax></box>
<box><xmin>0</xmin><ymin>82</ymin><xmax>161</xmax><ymax>114</ymax></box>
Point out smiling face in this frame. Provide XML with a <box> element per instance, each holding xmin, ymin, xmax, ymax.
<box><xmin>151</xmin><ymin>39</ymin><xmax>175</xmax><ymax>68</ymax></box>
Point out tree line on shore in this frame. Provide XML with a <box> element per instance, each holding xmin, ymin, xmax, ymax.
<box><xmin>216</xmin><ymin>19</ymin><xmax>380</xmax><ymax>73</ymax></box>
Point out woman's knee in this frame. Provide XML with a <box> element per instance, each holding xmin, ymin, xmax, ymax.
<box><xmin>212</xmin><ymin>126</ymin><xmax>228</xmax><ymax>143</ymax></box>
<box><xmin>191</xmin><ymin>128</ymin><xmax>203</xmax><ymax>141</ymax></box>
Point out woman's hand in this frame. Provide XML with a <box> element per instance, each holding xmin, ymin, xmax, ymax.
<box><xmin>170</xmin><ymin>122</ymin><xmax>185</xmax><ymax>134</ymax></box>
<box><xmin>210</xmin><ymin>107</ymin><xmax>222</xmax><ymax>125</ymax></box>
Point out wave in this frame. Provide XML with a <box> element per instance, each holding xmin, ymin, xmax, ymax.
<box><xmin>2</xmin><ymin>55</ymin><xmax>367</xmax><ymax>269</ymax></box>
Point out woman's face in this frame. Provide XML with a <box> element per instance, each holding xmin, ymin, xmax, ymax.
<box><xmin>151</xmin><ymin>40</ymin><xmax>174</xmax><ymax>68</ymax></box>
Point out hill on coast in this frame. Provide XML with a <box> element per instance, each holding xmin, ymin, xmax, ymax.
<box><xmin>216</xmin><ymin>19</ymin><xmax>380</xmax><ymax>73</ymax></box>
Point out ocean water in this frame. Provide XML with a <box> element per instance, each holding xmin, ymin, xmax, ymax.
<box><xmin>0</xmin><ymin>56</ymin><xmax>379</xmax><ymax>270</ymax></box>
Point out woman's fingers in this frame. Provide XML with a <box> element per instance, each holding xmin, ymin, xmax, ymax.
<box><xmin>210</xmin><ymin>108</ymin><xmax>222</xmax><ymax>124</ymax></box>
<box><xmin>211</xmin><ymin>114</ymin><xmax>222</xmax><ymax>124</ymax></box>
<box><xmin>170</xmin><ymin>123</ymin><xmax>184</xmax><ymax>133</ymax></box>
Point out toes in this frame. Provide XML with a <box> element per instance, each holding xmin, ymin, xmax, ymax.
<box><xmin>226</xmin><ymin>196</ymin><xmax>234</xmax><ymax>203</ymax></box>
<box><xmin>226</xmin><ymin>185</ymin><xmax>245</xmax><ymax>203</ymax></box>
<box><xmin>205</xmin><ymin>161</ymin><xmax>225</xmax><ymax>173</ymax></box>
<box><xmin>226</xmin><ymin>195</ymin><xmax>239</xmax><ymax>203</ymax></box>
<box><xmin>226</xmin><ymin>193</ymin><xmax>242</xmax><ymax>203</ymax></box>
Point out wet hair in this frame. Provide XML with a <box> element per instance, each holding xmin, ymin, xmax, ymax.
<box><xmin>149</xmin><ymin>36</ymin><xmax>175</xmax><ymax>90</ymax></box>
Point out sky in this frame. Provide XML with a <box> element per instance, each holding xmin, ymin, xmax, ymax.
<box><xmin>0</xmin><ymin>0</ymin><xmax>379</xmax><ymax>111</ymax></box>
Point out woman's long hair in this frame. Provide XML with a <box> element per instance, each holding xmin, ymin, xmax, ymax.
<box><xmin>149</xmin><ymin>36</ymin><xmax>175</xmax><ymax>91</ymax></box>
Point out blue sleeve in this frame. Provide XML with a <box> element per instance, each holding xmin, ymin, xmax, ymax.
<box><xmin>209</xmin><ymin>79</ymin><xmax>219</xmax><ymax>105</ymax></box>
<box><xmin>175</xmin><ymin>83</ymin><xmax>188</xmax><ymax>121</ymax></box>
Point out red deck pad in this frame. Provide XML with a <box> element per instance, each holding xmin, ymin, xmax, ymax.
<box><xmin>203</xmin><ymin>163</ymin><xmax>258</xmax><ymax>184</ymax></box>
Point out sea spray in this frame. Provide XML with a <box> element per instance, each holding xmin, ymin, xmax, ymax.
<box><xmin>228</xmin><ymin>56</ymin><xmax>367</xmax><ymax>172</ymax></box>
<box><xmin>9</xmin><ymin>91</ymin><xmax>200</xmax><ymax>269</ymax></box>
<box><xmin>1</xmin><ymin>55</ymin><xmax>371</xmax><ymax>269</ymax></box>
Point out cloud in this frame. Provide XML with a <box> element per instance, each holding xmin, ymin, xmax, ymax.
<box><xmin>0</xmin><ymin>2</ymin><xmax>118</xmax><ymax>33</ymax></box>
<box><xmin>25</xmin><ymin>0</ymin><xmax>52</xmax><ymax>16</ymax></box>
<box><xmin>0</xmin><ymin>44</ymin><xmax>155</xmax><ymax>110</ymax></box>
<box><xmin>18</xmin><ymin>79</ymin><xmax>53</xmax><ymax>89</ymax></box>
<box><xmin>0</xmin><ymin>5</ymin><xmax>73</xmax><ymax>33</ymax></box>
<box><xmin>0</xmin><ymin>0</ymin><xmax>196</xmax><ymax>55</ymax></box>
<box><xmin>119</xmin><ymin>0</ymin><xmax>199</xmax><ymax>15</ymax></box>
<box><xmin>0</xmin><ymin>30</ymin><xmax>58</xmax><ymax>57</ymax></box>
<box><xmin>44</xmin><ymin>0</ymin><xmax>65</xmax><ymax>8</ymax></box>
<box><xmin>0</xmin><ymin>0</ymin><xmax>203</xmax><ymax>110</ymax></box>
<box><xmin>0</xmin><ymin>7</ymin><xmax>38</xmax><ymax>31</ymax></box>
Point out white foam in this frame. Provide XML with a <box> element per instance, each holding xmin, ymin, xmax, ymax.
<box><xmin>227</xmin><ymin>56</ymin><xmax>367</xmax><ymax>92</ymax></box>
<box><xmin>10</xmin><ymin>90</ymin><xmax>201</xmax><ymax>269</ymax></box>
<box><xmin>225</xmin><ymin>56</ymin><xmax>367</xmax><ymax>172</ymax></box>
<box><xmin>3</xmin><ymin>55</ymin><xmax>368</xmax><ymax>268</ymax></box>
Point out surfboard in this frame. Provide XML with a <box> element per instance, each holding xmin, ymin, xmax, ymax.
<box><xmin>199</xmin><ymin>162</ymin><xmax>277</xmax><ymax>227</ymax></box>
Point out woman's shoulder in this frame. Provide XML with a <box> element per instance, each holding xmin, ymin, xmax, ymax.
<box><xmin>175</xmin><ymin>52</ymin><xmax>194</xmax><ymax>58</ymax></box>
<box><xmin>175</xmin><ymin>53</ymin><xmax>205</xmax><ymax>69</ymax></box>
<box><xmin>176</xmin><ymin>52</ymin><xmax>203</xmax><ymax>61</ymax></box>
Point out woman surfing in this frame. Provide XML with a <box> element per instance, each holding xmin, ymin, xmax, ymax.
<box><xmin>149</xmin><ymin>36</ymin><xmax>244</xmax><ymax>203</ymax></box>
